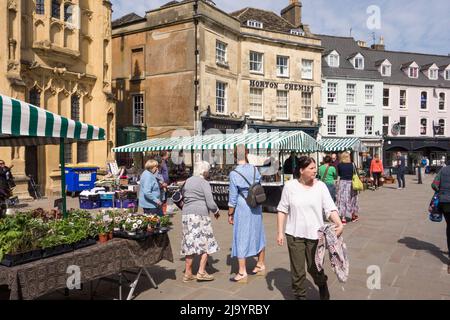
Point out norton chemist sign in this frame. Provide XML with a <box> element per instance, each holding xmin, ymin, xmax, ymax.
<box><xmin>250</xmin><ymin>80</ymin><xmax>314</xmax><ymax>93</ymax></box>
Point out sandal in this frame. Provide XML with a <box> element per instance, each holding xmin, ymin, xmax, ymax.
<box><xmin>249</xmin><ymin>265</ymin><xmax>266</xmax><ymax>276</ymax></box>
<box><xmin>230</xmin><ymin>273</ymin><xmax>248</xmax><ymax>283</ymax></box>
<box><xmin>182</xmin><ymin>274</ymin><xmax>196</xmax><ymax>283</ymax></box>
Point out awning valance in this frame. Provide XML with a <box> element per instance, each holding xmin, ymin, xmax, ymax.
<box><xmin>318</xmin><ymin>137</ymin><xmax>361</xmax><ymax>152</ymax></box>
<box><xmin>0</xmin><ymin>94</ymin><xmax>105</xmax><ymax>146</ymax></box>
<box><xmin>113</xmin><ymin>130</ymin><xmax>321</xmax><ymax>153</ymax></box>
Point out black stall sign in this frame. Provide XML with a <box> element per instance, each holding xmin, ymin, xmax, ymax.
<box><xmin>211</xmin><ymin>183</ymin><xmax>229</xmax><ymax>204</ymax></box>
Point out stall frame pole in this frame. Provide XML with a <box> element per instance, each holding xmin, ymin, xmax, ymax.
<box><xmin>60</xmin><ymin>138</ymin><xmax>67</xmax><ymax>218</ymax></box>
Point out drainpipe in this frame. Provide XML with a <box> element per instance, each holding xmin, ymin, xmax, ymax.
<box><xmin>193</xmin><ymin>0</ymin><xmax>200</xmax><ymax>136</ymax></box>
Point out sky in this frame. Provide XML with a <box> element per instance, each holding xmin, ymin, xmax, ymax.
<box><xmin>110</xmin><ymin>0</ymin><xmax>450</xmax><ymax>56</ymax></box>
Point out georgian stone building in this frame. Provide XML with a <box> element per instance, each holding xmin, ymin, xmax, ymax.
<box><xmin>112</xmin><ymin>0</ymin><xmax>323</xmax><ymax>165</ymax></box>
<box><xmin>0</xmin><ymin>0</ymin><xmax>115</xmax><ymax>197</ymax></box>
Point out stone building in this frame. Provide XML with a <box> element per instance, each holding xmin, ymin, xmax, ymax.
<box><xmin>112</xmin><ymin>0</ymin><xmax>323</xmax><ymax>164</ymax></box>
<box><xmin>0</xmin><ymin>0</ymin><xmax>115</xmax><ymax>197</ymax></box>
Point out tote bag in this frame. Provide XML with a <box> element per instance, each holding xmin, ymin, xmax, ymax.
<box><xmin>352</xmin><ymin>164</ymin><xmax>364</xmax><ymax>191</ymax></box>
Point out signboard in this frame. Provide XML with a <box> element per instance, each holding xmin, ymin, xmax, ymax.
<box><xmin>249</xmin><ymin>80</ymin><xmax>314</xmax><ymax>93</ymax></box>
<box><xmin>79</xmin><ymin>173</ymin><xmax>92</xmax><ymax>182</ymax></box>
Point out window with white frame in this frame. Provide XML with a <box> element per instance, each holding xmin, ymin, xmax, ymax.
<box><xmin>420</xmin><ymin>118</ymin><xmax>427</xmax><ymax>135</ymax></box>
<box><xmin>409</xmin><ymin>67</ymin><xmax>418</xmax><ymax>78</ymax></box>
<box><xmin>420</xmin><ymin>91</ymin><xmax>427</xmax><ymax>109</ymax></box>
<box><xmin>132</xmin><ymin>94</ymin><xmax>144</xmax><ymax>126</ymax></box>
<box><xmin>429</xmin><ymin>69</ymin><xmax>438</xmax><ymax>80</ymax></box>
<box><xmin>346</xmin><ymin>116</ymin><xmax>355</xmax><ymax>135</ymax></box>
<box><xmin>383</xmin><ymin>88</ymin><xmax>389</xmax><ymax>107</ymax></box>
<box><xmin>446</xmin><ymin>70</ymin><xmax>450</xmax><ymax>80</ymax></box>
<box><xmin>290</xmin><ymin>29</ymin><xmax>304</xmax><ymax>36</ymax></box>
<box><xmin>438</xmin><ymin>119</ymin><xmax>445</xmax><ymax>135</ymax></box>
<box><xmin>216</xmin><ymin>41</ymin><xmax>227</xmax><ymax>65</ymax></box>
<box><xmin>327</xmin><ymin>115</ymin><xmax>337</xmax><ymax>135</ymax></box>
<box><xmin>365</xmin><ymin>116</ymin><xmax>374</xmax><ymax>135</ymax></box>
<box><xmin>328</xmin><ymin>54</ymin><xmax>339</xmax><ymax>67</ymax></box>
<box><xmin>249</xmin><ymin>88</ymin><xmax>263</xmax><ymax>118</ymax></box>
<box><xmin>36</xmin><ymin>0</ymin><xmax>45</xmax><ymax>14</ymax></box>
<box><xmin>346</xmin><ymin>84</ymin><xmax>356</xmax><ymax>104</ymax></box>
<box><xmin>399</xmin><ymin>116</ymin><xmax>407</xmax><ymax>135</ymax></box>
<box><xmin>365</xmin><ymin>85</ymin><xmax>374</xmax><ymax>104</ymax></box>
<box><xmin>354</xmin><ymin>57</ymin><xmax>364</xmax><ymax>69</ymax></box>
<box><xmin>276</xmin><ymin>56</ymin><xmax>289</xmax><ymax>77</ymax></box>
<box><xmin>301</xmin><ymin>92</ymin><xmax>312</xmax><ymax>120</ymax></box>
<box><xmin>327</xmin><ymin>82</ymin><xmax>337</xmax><ymax>103</ymax></box>
<box><xmin>383</xmin><ymin>116</ymin><xmax>389</xmax><ymax>136</ymax></box>
<box><xmin>250</xmin><ymin>51</ymin><xmax>263</xmax><ymax>73</ymax></box>
<box><xmin>381</xmin><ymin>64</ymin><xmax>391</xmax><ymax>76</ymax></box>
<box><xmin>216</xmin><ymin>81</ymin><xmax>227</xmax><ymax>114</ymax></box>
<box><xmin>439</xmin><ymin>93</ymin><xmax>446</xmax><ymax>110</ymax></box>
<box><xmin>276</xmin><ymin>90</ymin><xmax>288</xmax><ymax>119</ymax></box>
<box><xmin>246</xmin><ymin>20</ymin><xmax>263</xmax><ymax>29</ymax></box>
<box><xmin>400</xmin><ymin>89</ymin><xmax>407</xmax><ymax>108</ymax></box>
<box><xmin>301</xmin><ymin>59</ymin><xmax>313</xmax><ymax>80</ymax></box>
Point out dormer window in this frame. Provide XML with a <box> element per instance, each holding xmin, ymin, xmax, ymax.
<box><xmin>327</xmin><ymin>51</ymin><xmax>339</xmax><ymax>68</ymax></box>
<box><xmin>381</xmin><ymin>65</ymin><xmax>391</xmax><ymax>77</ymax></box>
<box><xmin>354</xmin><ymin>56</ymin><xmax>364</xmax><ymax>70</ymax></box>
<box><xmin>409</xmin><ymin>67</ymin><xmax>418</xmax><ymax>78</ymax></box>
<box><xmin>429</xmin><ymin>69</ymin><xmax>438</xmax><ymax>80</ymax></box>
<box><xmin>246</xmin><ymin>20</ymin><xmax>263</xmax><ymax>29</ymax></box>
<box><xmin>445</xmin><ymin>70</ymin><xmax>450</xmax><ymax>80</ymax></box>
<box><xmin>290</xmin><ymin>29</ymin><xmax>304</xmax><ymax>36</ymax></box>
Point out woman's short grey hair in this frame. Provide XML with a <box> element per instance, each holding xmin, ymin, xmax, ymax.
<box><xmin>194</xmin><ymin>161</ymin><xmax>211</xmax><ymax>177</ymax></box>
<box><xmin>145</xmin><ymin>159</ymin><xmax>158</xmax><ymax>171</ymax></box>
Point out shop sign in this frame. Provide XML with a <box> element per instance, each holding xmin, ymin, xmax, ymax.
<box><xmin>344</xmin><ymin>108</ymin><xmax>361</xmax><ymax>113</ymax></box>
<box><xmin>249</xmin><ymin>80</ymin><xmax>313</xmax><ymax>92</ymax></box>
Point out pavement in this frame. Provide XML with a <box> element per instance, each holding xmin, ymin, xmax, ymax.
<box><xmin>17</xmin><ymin>174</ymin><xmax>450</xmax><ymax>300</ymax></box>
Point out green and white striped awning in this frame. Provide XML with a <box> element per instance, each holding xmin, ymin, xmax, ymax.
<box><xmin>113</xmin><ymin>130</ymin><xmax>321</xmax><ymax>153</ymax></box>
<box><xmin>0</xmin><ymin>94</ymin><xmax>105</xmax><ymax>146</ymax></box>
<box><xmin>318</xmin><ymin>137</ymin><xmax>361</xmax><ymax>152</ymax></box>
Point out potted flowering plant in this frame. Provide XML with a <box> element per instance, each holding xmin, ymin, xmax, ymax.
<box><xmin>147</xmin><ymin>215</ymin><xmax>160</xmax><ymax>231</ymax></box>
<box><xmin>123</xmin><ymin>217</ymin><xmax>139</xmax><ymax>236</ymax></box>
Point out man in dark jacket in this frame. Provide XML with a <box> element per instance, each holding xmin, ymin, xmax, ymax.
<box><xmin>0</xmin><ymin>160</ymin><xmax>14</xmax><ymax>199</ymax></box>
<box><xmin>396</xmin><ymin>152</ymin><xmax>406</xmax><ymax>189</ymax></box>
<box><xmin>432</xmin><ymin>161</ymin><xmax>450</xmax><ymax>274</ymax></box>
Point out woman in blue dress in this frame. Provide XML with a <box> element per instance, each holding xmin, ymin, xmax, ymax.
<box><xmin>228</xmin><ymin>147</ymin><xmax>266</xmax><ymax>283</ymax></box>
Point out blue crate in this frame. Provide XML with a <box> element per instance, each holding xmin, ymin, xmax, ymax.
<box><xmin>101</xmin><ymin>199</ymin><xmax>114</xmax><ymax>208</ymax></box>
<box><xmin>79</xmin><ymin>198</ymin><xmax>100</xmax><ymax>210</ymax></box>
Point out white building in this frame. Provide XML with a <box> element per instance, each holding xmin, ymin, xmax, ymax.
<box><xmin>318</xmin><ymin>35</ymin><xmax>384</xmax><ymax>156</ymax></box>
<box><xmin>362</xmin><ymin>42</ymin><xmax>450</xmax><ymax>171</ymax></box>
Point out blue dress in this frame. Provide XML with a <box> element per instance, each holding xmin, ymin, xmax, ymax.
<box><xmin>228</xmin><ymin>164</ymin><xmax>266</xmax><ymax>258</ymax></box>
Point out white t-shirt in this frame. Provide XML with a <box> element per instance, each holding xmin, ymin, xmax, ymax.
<box><xmin>277</xmin><ymin>179</ymin><xmax>338</xmax><ymax>240</ymax></box>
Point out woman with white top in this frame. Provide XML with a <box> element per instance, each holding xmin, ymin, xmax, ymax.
<box><xmin>277</xmin><ymin>156</ymin><xmax>343</xmax><ymax>300</ymax></box>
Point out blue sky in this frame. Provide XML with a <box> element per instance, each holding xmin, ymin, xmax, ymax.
<box><xmin>110</xmin><ymin>0</ymin><xmax>450</xmax><ymax>55</ymax></box>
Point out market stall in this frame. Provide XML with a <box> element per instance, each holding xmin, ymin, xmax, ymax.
<box><xmin>318</xmin><ymin>137</ymin><xmax>363</xmax><ymax>166</ymax></box>
<box><xmin>0</xmin><ymin>94</ymin><xmax>105</xmax><ymax>217</ymax></box>
<box><xmin>113</xmin><ymin>130</ymin><xmax>322</xmax><ymax>212</ymax></box>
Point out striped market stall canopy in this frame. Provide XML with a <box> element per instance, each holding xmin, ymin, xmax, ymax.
<box><xmin>0</xmin><ymin>94</ymin><xmax>105</xmax><ymax>146</ymax></box>
<box><xmin>318</xmin><ymin>137</ymin><xmax>361</xmax><ymax>152</ymax></box>
<box><xmin>113</xmin><ymin>130</ymin><xmax>321</xmax><ymax>153</ymax></box>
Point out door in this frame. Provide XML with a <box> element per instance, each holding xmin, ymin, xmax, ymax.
<box><xmin>25</xmin><ymin>146</ymin><xmax>39</xmax><ymax>197</ymax></box>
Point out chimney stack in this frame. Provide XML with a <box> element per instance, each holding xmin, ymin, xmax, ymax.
<box><xmin>371</xmin><ymin>36</ymin><xmax>386</xmax><ymax>51</ymax></box>
<box><xmin>357</xmin><ymin>40</ymin><xmax>368</xmax><ymax>48</ymax></box>
<box><xmin>281</xmin><ymin>0</ymin><xmax>302</xmax><ymax>28</ymax></box>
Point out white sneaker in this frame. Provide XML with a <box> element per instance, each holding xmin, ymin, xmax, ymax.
<box><xmin>397</xmin><ymin>187</ymin><xmax>402</xmax><ymax>190</ymax></box>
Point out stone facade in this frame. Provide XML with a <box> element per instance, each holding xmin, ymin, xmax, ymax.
<box><xmin>112</xmin><ymin>0</ymin><xmax>323</xmax><ymax>165</ymax></box>
<box><xmin>0</xmin><ymin>0</ymin><xmax>115</xmax><ymax>197</ymax></box>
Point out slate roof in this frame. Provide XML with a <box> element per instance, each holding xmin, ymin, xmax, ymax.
<box><xmin>316</xmin><ymin>35</ymin><xmax>382</xmax><ymax>81</ymax></box>
<box><xmin>112</xmin><ymin>13</ymin><xmax>145</xmax><ymax>28</ymax></box>
<box><xmin>362</xmin><ymin>48</ymin><xmax>450</xmax><ymax>88</ymax></box>
<box><xmin>230</xmin><ymin>7</ymin><xmax>304</xmax><ymax>35</ymax></box>
<box><xmin>318</xmin><ymin>34</ymin><xmax>450</xmax><ymax>87</ymax></box>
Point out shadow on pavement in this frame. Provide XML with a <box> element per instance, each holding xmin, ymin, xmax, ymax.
<box><xmin>398</xmin><ymin>237</ymin><xmax>449</xmax><ymax>264</ymax></box>
<box><xmin>265</xmin><ymin>268</ymin><xmax>319</xmax><ymax>300</ymax></box>
<box><xmin>226</xmin><ymin>252</ymin><xmax>259</xmax><ymax>275</ymax></box>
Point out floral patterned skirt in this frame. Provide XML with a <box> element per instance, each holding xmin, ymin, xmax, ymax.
<box><xmin>180</xmin><ymin>214</ymin><xmax>219</xmax><ymax>256</ymax></box>
<box><xmin>336</xmin><ymin>180</ymin><xmax>359</xmax><ymax>219</ymax></box>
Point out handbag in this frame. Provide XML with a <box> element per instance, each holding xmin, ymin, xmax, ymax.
<box><xmin>428</xmin><ymin>192</ymin><xmax>443</xmax><ymax>222</ymax></box>
<box><xmin>352</xmin><ymin>164</ymin><xmax>364</xmax><ymax>191</ymax></box>
<box><xmin>171</xmin><ymin>183</ymin><xmax>185</xmax><ymax>210</ymax></box>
